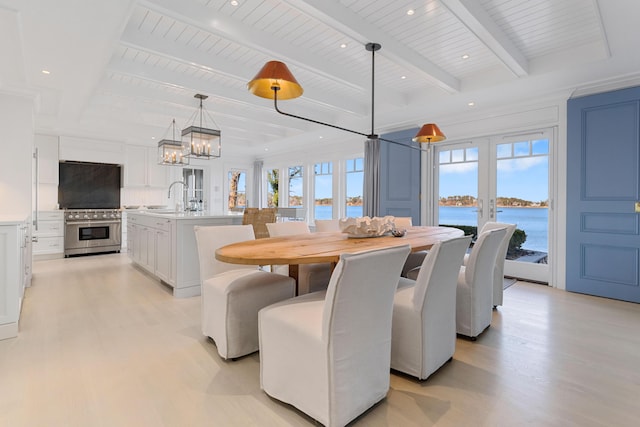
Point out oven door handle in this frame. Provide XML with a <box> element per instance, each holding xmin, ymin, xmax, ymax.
<box><xmin>66</xmin><ymin>220</ymin><xmax>119</xmax><ymax>226</ymax></box>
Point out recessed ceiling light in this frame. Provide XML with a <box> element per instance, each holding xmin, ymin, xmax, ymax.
<box><xmin>41</xmin><ymin>69</ymin><xmax>50</xmax><ymax>74</ymax></box>
<box><xmin>340</xmin><ymin>43</ymin><xmax>347</xmax><ymax>49</ymax></box>
<box><xmin>468</xmin><ymin>101</ymin><xmax>475</xmax><ymax>107</ymax></box>
<box><xmin>462</xmin><ymin>54</ymin><xmax>470</xmax><ymax>60</ymax></box>
<box><xmin>319</xmin><ymin>136</ymin><xmax>324</xmax><ymax>139</ymax></box>
<box><xmin>264</xmin><ymin>148</ymin><xmax>269</xmax><ymax>151</ymax></box>
<box><xmin>407</xmin><ymin>9</ymin><xmax>415</xmax><ymax>16</ymax></box>
<box><xmin>151</xmin><ymin>136</ymin><xmax>156</xmax><ymax>139</ymax></box>
<box><xmin>230</xmin><ymin>0</ymin><xmax>238</xmax><ymax>6</ymax></box>
<box><xmin>401</xmin><ymin>75</ymin><xmax>407</xmax><ymax>80</ymax></box>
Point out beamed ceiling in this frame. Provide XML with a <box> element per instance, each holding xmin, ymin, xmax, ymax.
<box><xmin>2</xmin><ymin>0</ymin><xmax>640</xmax><ymax>157</ymax></box>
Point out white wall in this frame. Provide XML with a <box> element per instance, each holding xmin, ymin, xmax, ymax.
<box><xmin>0</xmin><ymin>92</ymin><xmax>34</xmax><ymax>218</ymax></box>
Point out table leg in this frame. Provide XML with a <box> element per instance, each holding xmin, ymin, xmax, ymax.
<box><xmin>289</xmin><ymin>264</ymin><xmax>299</xmax><ymax>296</ymax></box>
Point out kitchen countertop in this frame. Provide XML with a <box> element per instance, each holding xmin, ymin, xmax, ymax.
<box><xmin>0</xmin><ymin>216</ymin><xmax>29</xmax><ymax>225</ymax></box>
<box><xmin>125</xmin><ymin>210</ymin><xmax>243</xmax><ymax>220</ymax></box>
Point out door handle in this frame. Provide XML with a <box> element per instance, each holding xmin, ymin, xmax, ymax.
<box><xmin>476</xmin><ymin>199</ymin><xmax>483</xmax><ymax>218</ymax></box>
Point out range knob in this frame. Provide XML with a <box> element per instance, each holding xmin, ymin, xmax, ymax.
<box><xmin>110</xmin><ymin>213</ymin><xmax>116</xmax><ymax>218</ymax></box>
<box><xmin>115</xmin><ymin>213</ymin><xmax>121</xmax><ymax>218</ymax></box>
<box><xmin>103</xmin><ymin>213</ymin><xmax>108</xmax><ymax>218</ymax></box>
<box><xmin>84</xmin><ymin>214</ymin><xmax>89</xmax><ymax>219</ymax></box>
<box><xmin>74</xmin><ymin>214</ymin><xmax>80</xmax><ymax>219</ymax></box>
<box><xmin>68</xmin><ymin>214</ymin><xmax>74</xmax><ymax>219</ymax></box>
<box><xmin>93</xmin><ymin>214</ymin><xmax>99</xmax><ymax>219</ymax></box>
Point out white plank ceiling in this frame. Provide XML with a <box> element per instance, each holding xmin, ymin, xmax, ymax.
<box><xmin>1</xmin><ymin>0</ymin><xmax>639</xmax><ymax>156</ymax></box>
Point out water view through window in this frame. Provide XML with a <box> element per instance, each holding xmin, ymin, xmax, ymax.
<box><xmin>439</xmin><ymin>138</ymin><xmax>549</xmax><ymax>260</ymax></box>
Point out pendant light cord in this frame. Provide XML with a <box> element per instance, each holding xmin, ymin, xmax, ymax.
<box><xmin>370</xmin><ymin>44</ymin><xmax>376</xmax><ymax>139</ymax></box>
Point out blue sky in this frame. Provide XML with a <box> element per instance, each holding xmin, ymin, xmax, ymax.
<box><xmin>440</xmin><ymin>157</ymin><xmax>548</xmax><ymax>202</ymax></box>
<box><xmin>440</xmin><ymin>139</ymin><xmax>549</xmax><ymax>202</ymax></box>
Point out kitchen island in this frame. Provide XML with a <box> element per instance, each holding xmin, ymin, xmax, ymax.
<box><xmin>126</xmin><ymin>211</ymin><xmax>243</xmax><ymax>298</ymax></box>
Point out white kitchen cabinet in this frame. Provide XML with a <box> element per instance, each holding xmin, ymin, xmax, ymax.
<box><xmin>32</xmin><ymin>211</ymin><xmax>64</xmax><ymax>259</ymax></box>
<box><xmin>34</xmin><ymin>135</ymin><xmax>59</xmax><ymax>185</ymax></box>
<box><xmin>155</xmin><ymin>227</ymin><xmax>172</xmax><ymax>283</ymax></box>
<box><xmin>127</xmin><ymin>214</ymin><xmax>173</xmax><ymax>284</ymax></box>
<box><xmin>124</xmin><ymin>145</ymin><xmax>168</xmax><ymax>188</ymax></box>
<box><xmin>127</xmin><ymin>212</ymin><xmax>242</xmax><ymax>297</ymax></box>
<box><xmin>0</xmin><ymin>218</ymin><xmax>29</xmax><ymax>340</ymax></box>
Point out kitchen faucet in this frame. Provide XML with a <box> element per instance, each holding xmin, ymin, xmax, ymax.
<box><xmin>168</xmin><ymin>180</ymin><xmax>188</xmax><ymax>211</ymax></box>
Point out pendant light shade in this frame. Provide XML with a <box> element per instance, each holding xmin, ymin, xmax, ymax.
<box><xmin>182</xmin><ymin>94</ymin><xmax>221</xmax><ymax>159</ymax></box>
<box><xmin>247</xmin><ymin>61</ymin><xmax>304</xmax><ymax>100</ymax></box>
<box><xmin>412</xmin><ymin>123</ymin><xmax>446</xmax><ymax>144</ymax></box>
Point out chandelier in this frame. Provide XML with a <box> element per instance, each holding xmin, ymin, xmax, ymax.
<box><xmin>182</xmin><ymin>94</ymin><xmax>221</xmax><ymax>159</ymax></box>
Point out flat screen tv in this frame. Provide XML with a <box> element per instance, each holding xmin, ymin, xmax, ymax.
<box><xmin>58</xmin><ymin>161</ymin><xmax>122</xmax><ymax>209</ymax></box>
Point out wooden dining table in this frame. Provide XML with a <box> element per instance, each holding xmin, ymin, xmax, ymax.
<box><xmin>215</xmin><ymin>226</ymin><xmax>464</xmax><ymax>291</ymax></box>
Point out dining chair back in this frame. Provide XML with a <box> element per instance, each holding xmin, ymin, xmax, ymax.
<box><xmin>391</xmin><ymin>235</ymin><xmax>471</xmax><ymax>379</ymax></box>
<box><xmin>265</xmin><ymin>221</ymin><xmax>310</xmax><ymax>236</ymax></box>
<box><xmin>456</xmin><ymin>227</ymin><xmax>506</xmax><ymax>339</ymax></box>
<box><xmin>196</xmin><ymin>224</ymin><xmax>257</xmax><ymax>277</ymax></box>
<box><xmin>393</xmin><ymin>217</ymin><xmax>413</xmax><ymax>229</ymax></box>
<box><xmin>259</xmin><ymin>244</ymin><xmax>411</xmax><ymax>427</ymax></box>
<box><xmin>242</xmin><ymin>207</ymin><xmax>277</xmax><ymax>239</ymax></box>
<box><xmin>471</xmin><ymin>222</ymin><xmax>517</xmax><ymax>307</ymax></box>
<box><xmin>314</xmin><ymin>219</ymin><xmax>340</xmax><ymax>232</ymax></box>
<box><xmin>391</xmin><ymin>216</ymin><xmax>432</xmax><ymax>278</ymax></box>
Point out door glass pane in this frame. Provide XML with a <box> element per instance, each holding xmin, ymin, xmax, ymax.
<box><xmin>514</xmin><ymin>141</ymin><xmax>530</xmax><ymax>156</ymax></box>
<box><xmin>314</xmin><ymin>162</ymin><xmax>332</xmax><ymax>219</ymax></box>
<box><xmin>183</xmin><ymin>168</ymin><xmax>204</xmax><ymax>208</ymax></box>
<box><xmin>288</xmin><ymin>166</ymin><xmax>304</xmax><ymax>209</ymax></box>
<box><xmin>345</xmin><ymin>157</ymin><xmax>363</xmax><ymax>217</ymax></box>
<box><xmin>266</xmin><ymin>169</ymin><xmax>279</xmax><ymax>207</ymax></box>
<box><xmin>438</xmin><ymin>148</ymin><xmax>478</xmax><ymax>228</ymax></box>
<box><xmin>227</xmin><ymin>170</ymin><xmax>246</xmax><ymax>212</ymax></box>
<box><xmin>497</xmin><ymin>143</ymin><xmax>511</xmax><ymax>158</ymax></box>
<box><xmin>496</xmin><ymin>139</ymin><xmax>549</xmax><ymax>263</ymax></box>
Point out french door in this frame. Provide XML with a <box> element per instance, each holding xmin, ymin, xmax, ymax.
<box><xmin>434</xmin><ymin>129</ymin><xmax>552</xmax><ymax>282</ymax></box>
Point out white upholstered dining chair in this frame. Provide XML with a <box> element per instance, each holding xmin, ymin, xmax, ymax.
<box><xmin>266</xmin><ymin>221</ymin><xmax>333</xmax><ymax>294</ymax></box>
<box><xmin>462</xmin><ymin>222</ymin><xmax>516</xmax><ymax>308</ymax></box>
<box><xmin>456</xmin><ymin>227</ymin><xmax>506</xmax><ymax>340</ymax></box>
<box><xmin>314</xmin><ymin>218</ymin><xmax>340</xmax><ymax>232</ymax></box>
<box><xmin>392</xmin><ymin>217</ymin><xmax>429</xmax><ymax>277</ymax></box>
<box><xmin>391</xmin><ymin>235</ymin><xmax>471</xmax><ymax>380</ymax></box>
<box><xmin>258</xmin><ymin>245</ymin><xmax>411</xmax><ymax>427</ymax></box>
<box><xmin>194</xmin><ymin>225</ymin><xmax>295</xmax><ymax>360</ymax></box>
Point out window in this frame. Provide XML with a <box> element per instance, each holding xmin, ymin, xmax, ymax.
<box><xmin>314</xmin><ymin>162</ymin><xmax>333</xmax><ymax>219</ymax></box>
<box><xmin>183</xmin><ymin>167</ymin><xmax>204</xmax><ymax>208</ymax></box>
<box><xmin>345</xmin><ymin>157</ymin><xmax>363</xmax><ymax>217</ymax></box>
<box><xmin>438</xmin><ymin>147</ymin><xmax>479</xmax><ymax>227</ymax></box>
<box><xmin>266</xmin><ymin>168</ymin><xmax>279</xmax><ymax>207</ymax></box>
<box><xmin>496</xmin><ymin>138</ymin><xmax>549</xmax><ymax>254</ymax></box>
<box><xmin>228</xmin><ymin>170</ymin><xmax>246</xmax><ymax>212</ymax></box>
<box><xmin>288</xmin><ymin>166</ymin><xmax>304</xmax><ymax>208</ymax></box>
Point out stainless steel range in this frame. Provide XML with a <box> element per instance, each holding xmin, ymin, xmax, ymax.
<box><xmin>64</xmin><ymin>209</ymin><xmax>122</xmax><ymax>257</ymax></box>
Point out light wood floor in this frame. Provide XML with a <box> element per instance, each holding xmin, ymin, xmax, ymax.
<box><xmin>1</xmin><ymin>253</ymin><xmax>639</xmax><ymax>427</ymax></box>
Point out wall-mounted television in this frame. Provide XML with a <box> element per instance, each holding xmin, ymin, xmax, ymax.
<box><xmin>58</xmin><ymin>161</ymin><xmax>122</xmax><ymax>209</ymax></box>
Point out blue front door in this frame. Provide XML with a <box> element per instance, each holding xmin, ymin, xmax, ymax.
<box><xmin>567</xmin><ymin>86</ymin><xmax>640</xmax><ymax>303</ymax></box>
<box><xmin>378</xmin><ymin>128</ymin><xmax>421</xmax><ymax>224</ymax></box>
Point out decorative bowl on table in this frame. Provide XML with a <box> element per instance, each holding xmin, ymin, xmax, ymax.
<box><xmin>391</xmin><ymin>228</ymin><xmax>406</xmax><ymax>237</ymax></box>
<box><xmin>339</xmin><ymin>216</ymin><xmax>396</xmax><ymax>238</ymax></box>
